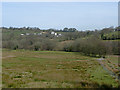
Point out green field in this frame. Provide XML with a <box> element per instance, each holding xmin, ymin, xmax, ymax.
<box><xmin>2</xmin><ymin>49</ymin><xmax>118</xmax><ymax>88</ymax></box>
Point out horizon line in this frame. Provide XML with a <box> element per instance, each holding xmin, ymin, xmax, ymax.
<box><xmin>1</xmin><ymin>26</ymin><xmax>117</xmax><ymax>31</ymax></box>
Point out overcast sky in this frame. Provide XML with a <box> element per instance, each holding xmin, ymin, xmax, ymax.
<box><xmin>2</xmin><ymin>2</ymin><xmax>118</xmax><ymax>30</ymax></box>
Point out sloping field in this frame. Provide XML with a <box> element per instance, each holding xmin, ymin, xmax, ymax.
<box><xmin>2</xmin><ymin>49</ymin><xmax>118</xmax><ymax>88</ymax></box>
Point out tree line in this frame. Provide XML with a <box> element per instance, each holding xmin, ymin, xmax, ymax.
<box><xmin>2</xmin><ymin>26</ymin><xmax>120</xmax><ymax>57</ymax></box>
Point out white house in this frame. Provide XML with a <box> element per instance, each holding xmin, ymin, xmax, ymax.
<box><xmin>55</xmin><ymin>33</ymin><xmax>57</xmax><ymax>36</ymax></box>
<box><xmin>21</xmin><ymin>34</ymin><xmax>24</xmax><ymax>36</ymax></box>
<box><xmin>58</xmin><ymin>33</ymin><xmax>62</xmax><ymax>36</ymax></box>
<box><xmin>51</xmin><ymin>32</ymin><xmax>55</xmax><ymax>35</ymax></box>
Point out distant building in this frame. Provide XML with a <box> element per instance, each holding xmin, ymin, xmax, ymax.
<box><xmin>51</xmin><ymin>32</ymin><xmax>55</xmax><ymax>35</ymax></box>
<box><xmin>38</xmin><ymin>33</ymin><xmax>42</xmax><ymax>35</ymax></box>
<box><xmin>21</xmin><ymin>34</ymin><xmax>24</xmax><ymax>36</ymax></box>
<box><xmin>58</xmin><ymin>33</ymin><xmax>62</xmax><ymax>36</ymax></box>
<box><xmin>42</xmin><ymin>32</ymin><xmax>47</xmax><ymax>34</ymax></box>
<box><xmin>55</xmin><ymin>33</ymin><xmax>57</xmax><ymax>36</ymax></box>
<box><xmin>34</xmin><ymin>33</ymin><xmax>37</xmax><ymax>35</ymax></box>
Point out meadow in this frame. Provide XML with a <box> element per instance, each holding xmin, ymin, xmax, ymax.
<box><xmin>2</xmin><ymin>49</ymin><xmax>119</xmax><ymax>88</ymax></box>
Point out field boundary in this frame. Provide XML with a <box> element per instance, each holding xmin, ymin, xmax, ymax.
<box><xmin>96</xmin><ymin>58</ymin><xmax>118</xmax><ymax>80</ymax></box>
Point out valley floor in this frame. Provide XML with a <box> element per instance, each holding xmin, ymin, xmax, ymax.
<box><xmin>2</xmin><ymin>49</ymin><xmax>119</xmax><ymax>88</ymax></box>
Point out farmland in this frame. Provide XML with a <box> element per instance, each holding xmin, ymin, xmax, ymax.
<box><xmin>2</xmin><ymin>27</ymin><xmax>120</xmax><ymax>88</ymax></box>
<box><xmin>1</xmin><ymin>2</ymin><xmax>120</xmax><ymax>88</ymax></box>
<box><xmin>2</xmin><ymin>49</ymin><xmax>119</xmax><ymax>88</ymax></box>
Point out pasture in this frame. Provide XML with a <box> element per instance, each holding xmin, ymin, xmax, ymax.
<box><xmin>2</xmin><ymin>49</ymin><xmax>118</xmax><ymax>88</ymax></box>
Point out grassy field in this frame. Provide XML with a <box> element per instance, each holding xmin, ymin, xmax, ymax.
<box><xmin>2</xmin><ymin>49</ymin><xmax>119</xmax><ymax>88</ymax></box>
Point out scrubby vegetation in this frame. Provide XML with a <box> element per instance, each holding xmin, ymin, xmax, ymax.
<box><xmin>2</xmin><ymin>26</ymin><xmax>120</xmax><ymax>58</ymax></box>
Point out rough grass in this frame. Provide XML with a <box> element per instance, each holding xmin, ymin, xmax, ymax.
<box><xmin>2</xmin><ymin>49</ymin><xmax>118</xmax><ymax>88</ymax></box>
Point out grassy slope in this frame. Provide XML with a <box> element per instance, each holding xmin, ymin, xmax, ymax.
<box><xmin>2</xmin><ymin>49</ymin><xmax>118</xmax><ymax>88</ymax></box>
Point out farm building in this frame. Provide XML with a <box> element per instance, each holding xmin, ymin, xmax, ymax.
<box><xmin>20</xmin><ymin>34</ymin><xmax>24</xmax><ymax>36</ymax></box>
<box><xmin>51</xmin><ymin>32</ymin><xmax>55</xmax><ymax>35</ymax></box>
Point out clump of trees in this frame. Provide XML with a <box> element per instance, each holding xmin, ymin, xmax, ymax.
<box><xmin>74</xmin><ymin>37</ymin><xmax>107</xmax><ymax>57</ymax></box>
<box><xmin>100</xmin><ymin>27</ymin><xmax>120</xmax><ymax>40</ymax></box>
<box><xmin>63</xmin><ymin>37</ymin><xmax>119</xmax><ymax>57</ymax></box>
<box><xmin>2</xmin><ymin>33</ymin><xmax>57</xmax><ymax>51</ymax></box>
<box><xmin>63</xmin><ymin>37</ymin><xmax>104</xmax><ymax>57</ymax></box>
<box><xmin>101</xmin><ymin>32</ymin><xmax>120</xmax><ymax>40</ymax></box>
